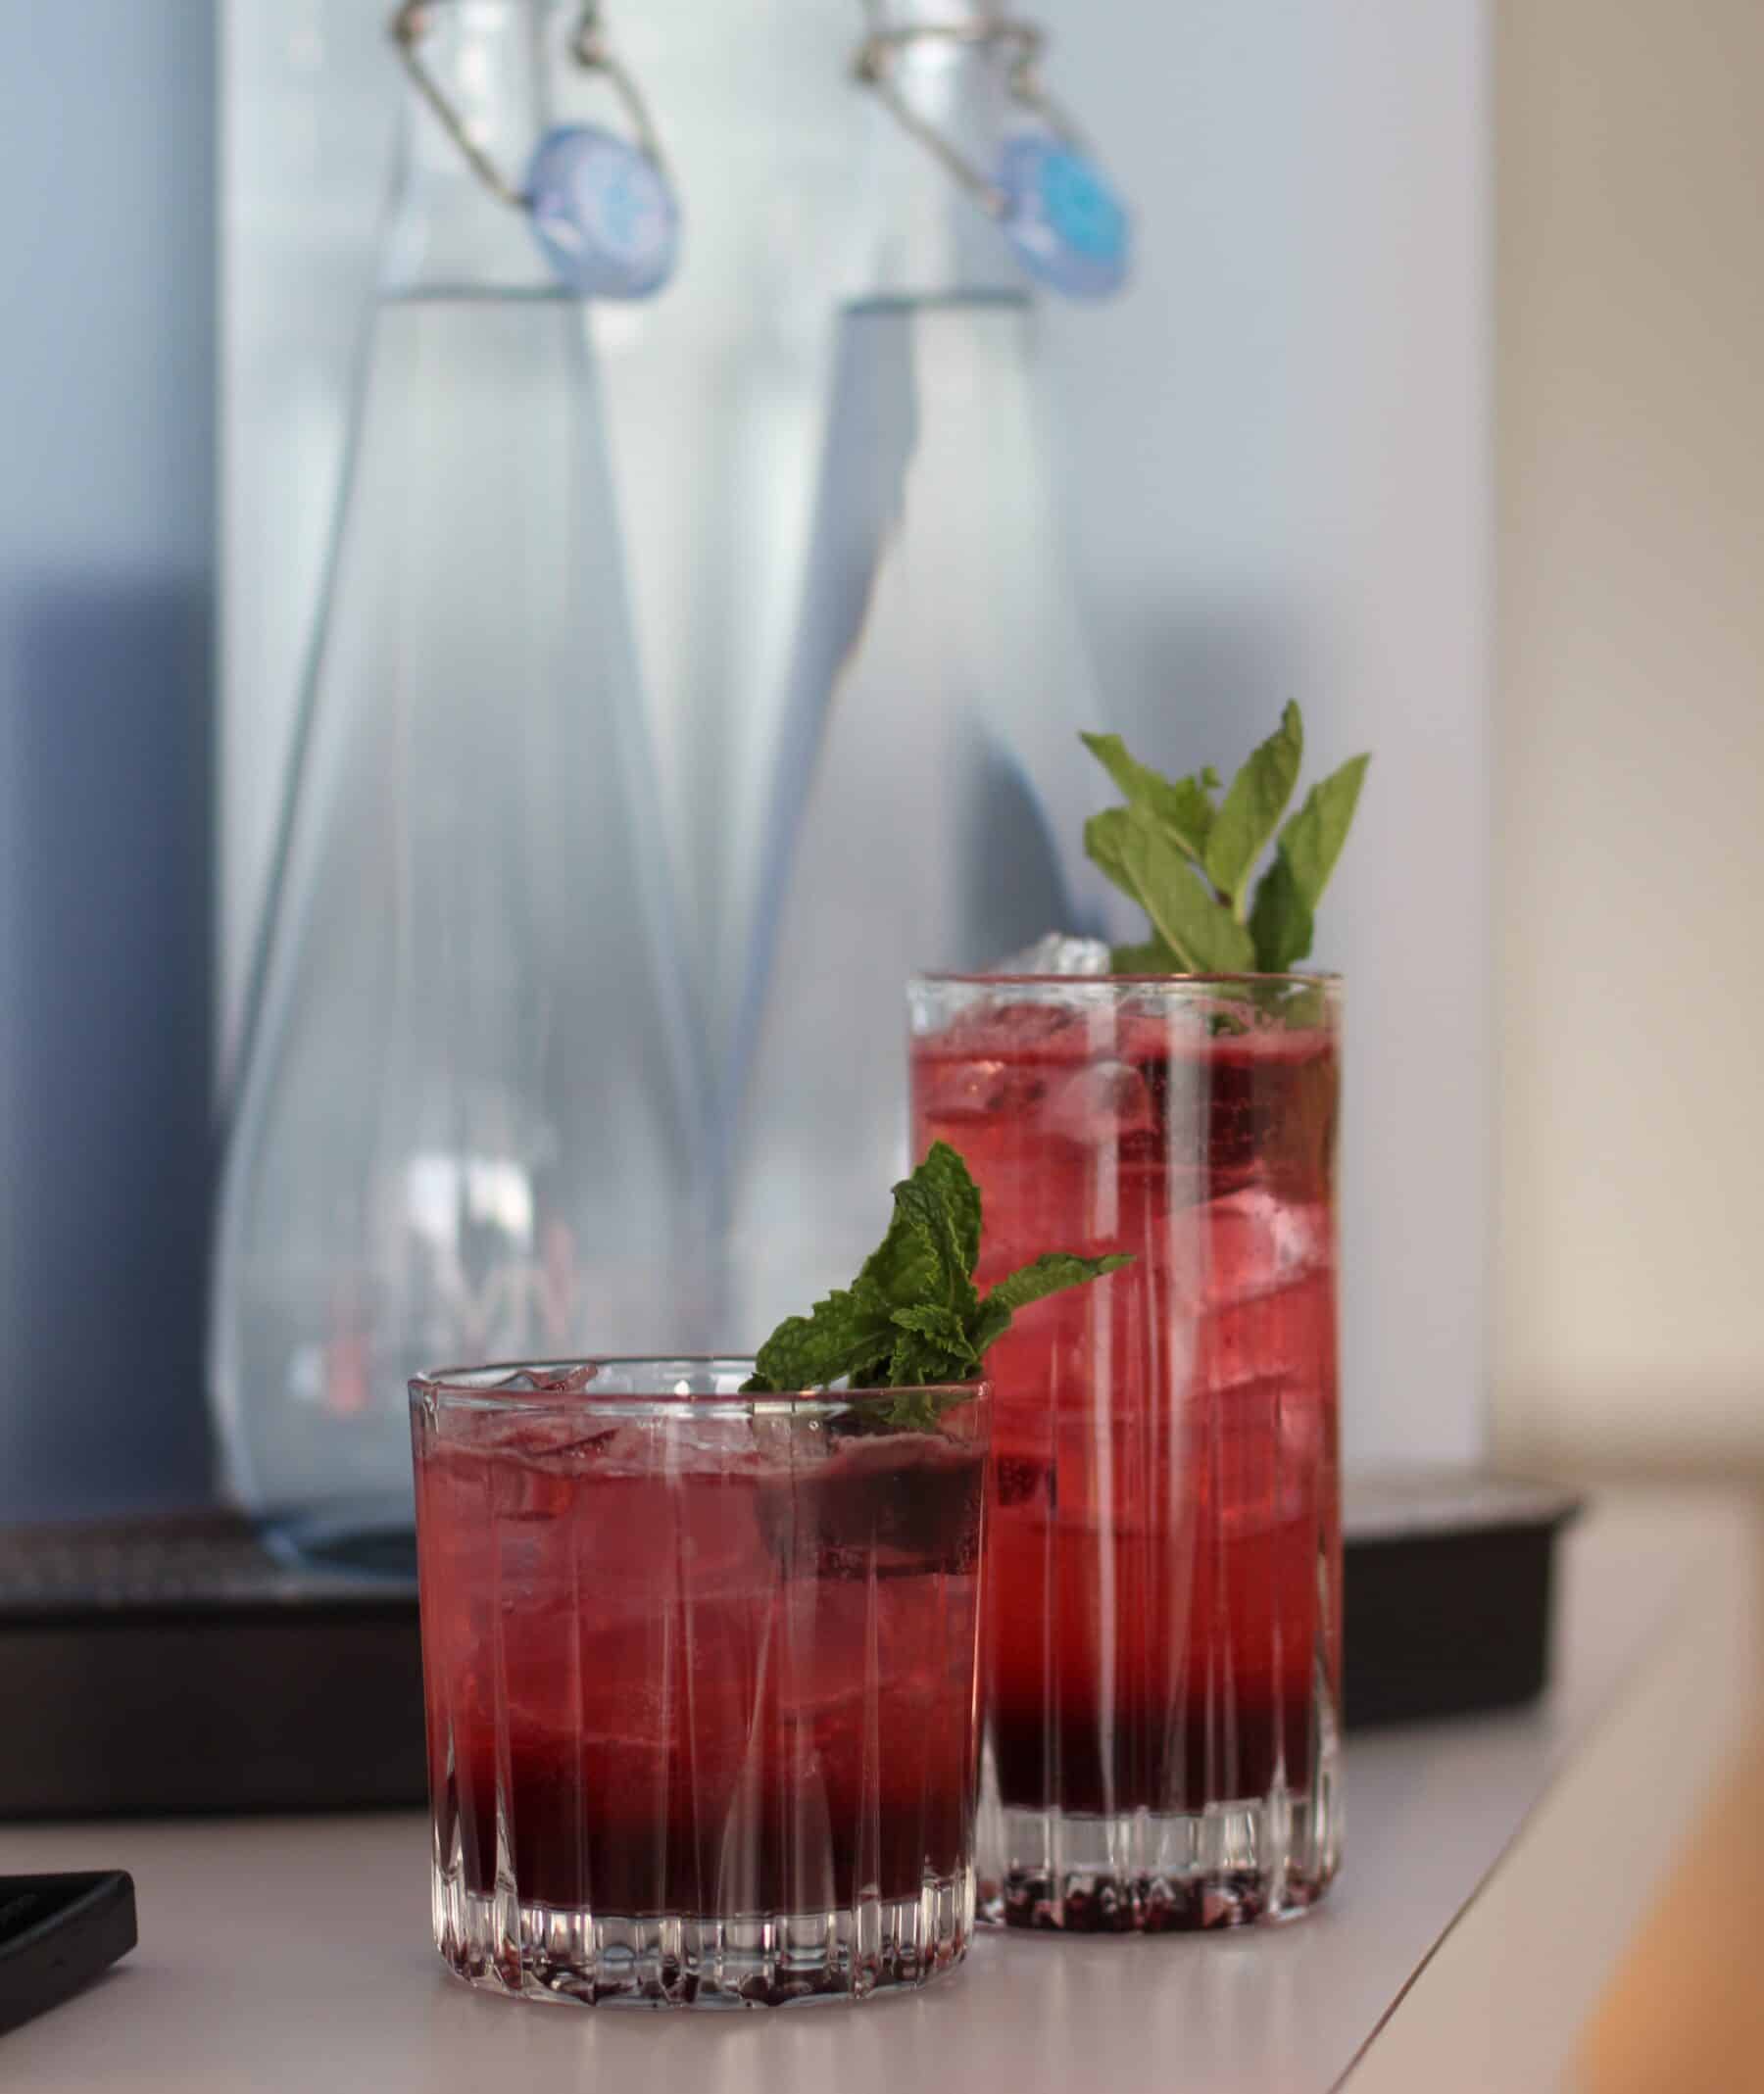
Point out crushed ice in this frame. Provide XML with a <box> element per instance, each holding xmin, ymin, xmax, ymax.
<box><xmin>986</xmin><ymin>930</ymin><xmax>1112</xmax><ymax>977</ymax></box>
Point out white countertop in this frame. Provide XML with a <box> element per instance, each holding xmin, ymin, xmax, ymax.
<box><xmin>3</xmin><ymin>1487</ymin><xmax>1757</xmax><ymax>2093</ymax></box>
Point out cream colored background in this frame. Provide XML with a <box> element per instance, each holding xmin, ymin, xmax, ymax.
<box><xmin>1495</xmin><ymin>0</ymin><xmax>1764</xmax><ymax>1470</ymax></box>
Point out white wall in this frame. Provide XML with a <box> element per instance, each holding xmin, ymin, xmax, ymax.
<box><xmin>222</xmin><ymin>0</ymin><xmax>1491</xmax><ymax>1473</ymax></box>
<box><xmin>1045</xmin><ymin>1</ymin><xmax>1491</xmax><ymax>1473</ymax></box>
<box><xmin>1495</xmin><ymin>0</ymin><xmax>1764</xmax><ymax>1468</ymax></box>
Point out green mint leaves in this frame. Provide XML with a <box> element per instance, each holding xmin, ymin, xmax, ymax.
<box><xmin>1082</xmin><ymin>705</ymin><xmax>1368</xmax><ymax>974</ymax></box>
<box><xmin>743</xmin><ymin>1142</ymin><xmax>1131</xmax><ymax>1428</ymax></box>
<box><xmin>1203</xmin><ymin>703</ymin><xmax>1305</xmax><ymax>901</ymax></box>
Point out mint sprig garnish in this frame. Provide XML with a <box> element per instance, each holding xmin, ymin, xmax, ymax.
<box><xmin>743</xmin><ymin>1142</ymin><xmax>1131</xmax><ymax>1429</ymax></box>
<box><xmin>1082</xmin><ymin>703</ymin><xmax>1368</xmax><ymax>973</ymax></box>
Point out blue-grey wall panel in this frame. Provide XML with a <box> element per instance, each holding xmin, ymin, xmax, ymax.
<box><xmin>0</xmin><ymin>4</ymin><xmax>217</xmax><ymax>1519</ymax></box>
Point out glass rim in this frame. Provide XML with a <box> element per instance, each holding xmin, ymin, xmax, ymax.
<box><xmin>409</xmin><ymin>1355</ymin><xmax>989</xmax><ymax>1415</ymax></box>
<box><xmin>910</xmin><ymin>969</ymin><xmax>1341</xmax><ymax>990</ymax></box>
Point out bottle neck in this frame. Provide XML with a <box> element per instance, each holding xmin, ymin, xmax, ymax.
<box><xmin>384</xmin><ymin>0</ymin><xmax>562</xmax><ymax>298</ymax></box>
<box><xmin>855</xmin><ymin>0</ymin><xmax>1028</xmax><ymax>303</ymax></box>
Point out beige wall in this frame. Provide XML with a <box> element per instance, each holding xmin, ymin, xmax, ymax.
<box><xmin>1496</xmin><ymin>1</ymin><xmax>1764</xmax><ymax>1467</ymax></box>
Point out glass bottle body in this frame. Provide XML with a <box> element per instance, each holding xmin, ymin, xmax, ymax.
<box><xmin>210</xmin><ymin>2</ymin><xmax>707</xmax><ymax>1543</ymax></box>
<box><xmin>725</xmin><ymin>2</ymin><xmax>1107</xmax><ymax>1343</ymax></box>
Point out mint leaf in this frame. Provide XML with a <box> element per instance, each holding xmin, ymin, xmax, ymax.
<box><xmin>1276</xmin><ymin>753</ymin><xmax>1370</xmax><ymax>910</ymax></box>
<box><xmin>1248</xmin><ymin>851</ymin><xmax>1315</xmax><ymax>972</ymax></box>
<box><xmin>987</xmin><ymin>1251</ymin><xmax>1134</xmax><ymax>1316</ymax></box>
<box><xmin>879</xmin><ymin>1304</ymin><xmax>981</xmax><ymax>1396</ymax></box>
<box><xmin>910</xmin><ymin>1140</ymin><xmax>983</xmax><ymax>1280</ymax></box>
<box><xmin>1079</xmin><ymin>734</ymin><xmax>1159</xmax><ymax>811</ymax></box>
<box><xmin>745</xmin><ymin>1142</ymin><xmax>1133</xmax><ymax>1425</ymax></box>
<box><xmin>890</xmin><ymin>1302</ymin><xmax>981</xmax><ymax>1363</ymax></box>
<box><xmin>852</xmin><ymin>1144</ymin><xmax>981</xmax><ymax>1334</ymax></box>
<box><xmin>856</xmin><ymin>1192</ymin><xmax>945</xmax><ymax>1313</ymax></box>
<box><xmin>1246</xmin><ymin>751</ymin><xmax>1368</xmax><ymax>968</ymax></box>
<box><xmin>1203</xmin><ymin>702</ymin><xmax>1303</xmax><ymax>908</ymax></box>
<box><xmin>1167</xmin><ymin>774</ymin><xmax>1220</xmax><ymax>855</ymax></box>
<box><xmin>1081</xmin><ymin>733</ymin><xmax>1216</xmax><ymax>860</ymax></box>
<box><xmin>1082</xmin><ymin>706</ymin><xmax>1366</xmax><ymax>977</ymax></box>
<box><xmin>1122</xmin><ymin>807</ymin><xmax>1255</xmax><ymax>973</ymax></box>
<box><xmin>1111</xmin><ymin>933</ymin><xmax>1182</xmax><ymax>974</ymax></box>
<box><xmin>891</xmin><ymin>1179</ymin><xmax>979</xmax><ymax>1323</ymax></box>
<box><xmin>745</xmin><ymin>1286</ymin><xmax>893</xmax><ymax>1393</ymax></box>
<box><xmin>972</xmin><ymin>1297</ymin><xmax>1013</xmax><ymax>1356</ymax></box>
<box><xmin>1084</xmin><ymin>807</ymin><xmax>1142</xmax><ymax>905</ymax></box>
<box><xmin>974</xmin><ymin>1250</ymin><xmax>1131</xmax><ymax>1354</ymax></box>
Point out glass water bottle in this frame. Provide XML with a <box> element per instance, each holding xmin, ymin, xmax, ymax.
<box><xmin>724</xmin><ymin>0</ymin><xmax>1126</xmax><ymax>1343</ymax></box>
<box><xmin>210</xmin><ymin>0</ymin><xmax>706</xmax><ymax>1554</ymax></box>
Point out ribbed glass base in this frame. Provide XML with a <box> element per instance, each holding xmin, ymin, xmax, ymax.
<box><xmin>980</xmin><ymin>1753</ymin><xmax>1340</xmax><ymax>1932</ymax></box>
<box><xmin>433</xmin><ymin>1864</ymin><xmax>975</xmax><ymax>2008</ymax></box>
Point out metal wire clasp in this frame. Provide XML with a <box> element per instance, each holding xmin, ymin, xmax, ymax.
<box><xmin>852</xmin><ymin>15</ymin><xmax>1087</xmax><ymax>220</ymax></box>
<box><xmin>389</xmin><ymin>0</ymin><xmax>667</xmax><ymax>211</ymax></box>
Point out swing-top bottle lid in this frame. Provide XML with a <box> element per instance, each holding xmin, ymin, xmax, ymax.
<box><xmin>853</xmin><ymin>2</ymin><xmax>1134</xmax><ymax>302</ymax></box>
<box><xmin>390</xmin><ymin>0</ymin><xmax>680</xmax><ymax>300</ymax></box>
<box><xmin>526</xmin><ymin>124</ymin><xmax>678</xmax><ymax>299</ymax></box>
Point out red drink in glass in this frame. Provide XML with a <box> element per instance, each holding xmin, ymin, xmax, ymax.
<box><xmin>909</xmin><ymin>976</ymin><xmax>1341</xmax><ymax>1929</ymax></box>
<box><xmin>411</xmin><ymin>1359</ymin><xmax>989</xmax><ymax>2005</ymax></box>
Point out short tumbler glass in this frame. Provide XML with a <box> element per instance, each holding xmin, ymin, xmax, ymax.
<box><xmin>910</xmin><ymin>974</ymin><xmax>1342</xmax><ymax>1930</ymax></box>
<box><xmin>410</xmin><ymin>1358</ymin><xmax>991</xmax><ymax>2006</ymax></box>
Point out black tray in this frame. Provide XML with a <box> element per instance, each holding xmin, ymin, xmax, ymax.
<box><xmin>0</xmin><ymin>1474</ymin><xmax>1578</xmax><ymax>1818</ymax></box>
<box><xmin>0</xmin><ymin>1515</ymin><xmax>425</xmax><ymax>1818</ymax></box>
<box><xmin>1344</xmin><ymin>1472</ymin><xmax>1580</xmax><ymax>1728</ymax></box>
